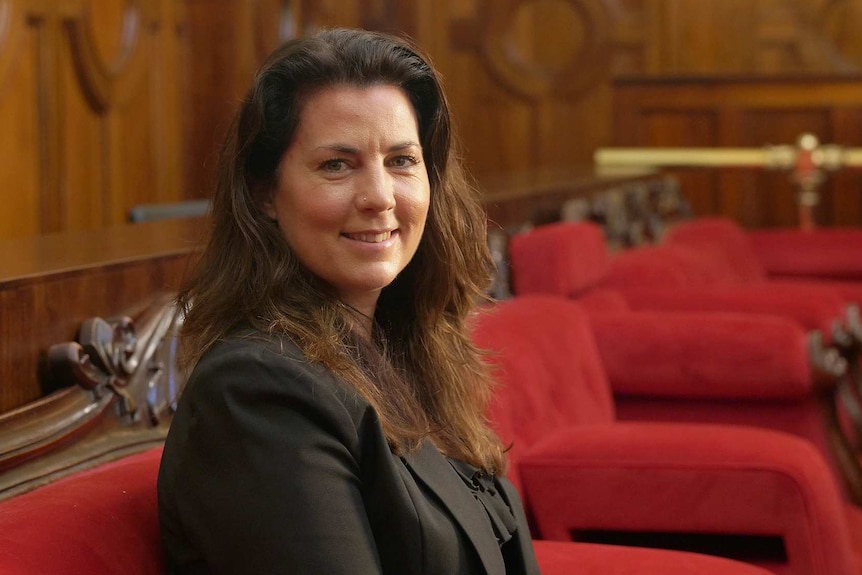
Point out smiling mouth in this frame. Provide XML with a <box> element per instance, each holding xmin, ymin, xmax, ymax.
<box><xmin>343</xmin><ymin>230</ymin><xmax>395</xmax><ymax>243</ymax></box>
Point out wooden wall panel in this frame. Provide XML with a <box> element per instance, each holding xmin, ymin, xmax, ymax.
<box><xmin>612</xmin><ymin>79</ymin><xmax>862</xmax><ymax>228</ymax></box>
<box><xmin>831</xmin><ymin>107</ymin><xmax>862</xmax><ymax>226</ymax></box>
<box><xmin>436</xmin><ymin>0</ymin><xmax>619</xmax><ymax>186</ymax></box>
<box><xmin>5</xmin><ymin>0</ymin><xmax>862</xmax><ymax>241</ymax></box>
<box><xmin>638</xmin><ymin>110</ymin><xmax>720</xmax><ymax>217</ymax></box>
<box><xmin>61</xmin><ymin>42</ymin><xmax>103</xmax><ymax>232</ymax></box>
<box><xmin>0</xmin><ymin>0</ymin><xmax>187</xmax><ymax>241</ymax></box>
<box><xmin>741</xmin><ymin>109</ymin><xmax>833</xmax><ymax>227</ymax></box>
<box><xmin>0</xmin><ymin>13</ymin><xmax>40</xmax><ymax>238</ymax></box>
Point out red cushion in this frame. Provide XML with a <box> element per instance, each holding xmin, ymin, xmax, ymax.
<box><xmin>589</xmin><ymin>311</ymin><xmax>812</xmax><ymax>400</ymax></box>
<box><xmin>509</xmin><ymin>222</ymin><xmax>610</xmax><ymax>297</ymax></box>
<box><xmin>749</xmin><ymin>228</ymin><xmax>862</xmax><ymax>281</ymax></box>
<box><xmin>664</xmin><ymin>217</ymin><xmax>767</xmax><ymax>283</ymax></box>
<box><xmin>0</xmin><ymin>448</ymin><xmax>165</xmax><ymax>575</ymax></box>
<box><xmin>472</xmin><ymin>296</ymin><xmax>614</xmax><ymax>489</ymax></box>
<box><xmin>770</xmin><ymin>278</ymin><xmax>862</xmax><ymax>308</ymax></box>
<box><xmin>521</xmin><ymin>424</ymin><xmax>856</xmax><ymax>575</ymax></box>
<box><xmin>533</xmin><ymin>540</ymin><xmax>774</xmax><ymax>575</ymax></box>
<box><xmin>602</xmin><ymin>244</ymin><xmax>745</xmax><ymax>290</ymax></box>
<box><xmin>612</xmin><ymin>284</ymin><xmax>846</xmax><ymax>338</ymax></box>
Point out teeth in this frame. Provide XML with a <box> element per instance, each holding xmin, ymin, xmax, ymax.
<box><xmin>347</xmin><ymin>231</ymin><xmax>392</xmax><ymax>243</ymax></box>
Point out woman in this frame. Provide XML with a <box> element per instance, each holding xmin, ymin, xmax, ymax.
<box><xmin>157</xmin><ymin>28</ymin><xmax>540</xmax><ymax>574</ymax></box>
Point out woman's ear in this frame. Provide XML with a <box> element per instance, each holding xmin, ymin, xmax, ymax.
<box><xmin>255</xmin><ymin>182</ymin><xmax>278</xmax><ymax>221</ymax></box>
<box><xmin>263</xmin><ymin>195</ymin><xmax>278</xmax><ymax>220</ymax></box>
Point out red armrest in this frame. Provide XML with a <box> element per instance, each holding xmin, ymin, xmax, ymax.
<box><xmin>518</xmin><ymin>423</ymin><xmax>855</xmax><ymax>575</ymax></box>
<box><xmin>749</xmin><ymin>228</ymin><xmax>862</xmax><ymax>281</ymax></box>
<box><xmin>613</xmin><ymin>285</ymin><xmax>846</xmax><ymax>338</ymax></box>
<box><xmin>587</xmin><ymin>311</ymin><xmax>812</xmax><ymax>399</ymax></box>
<box><xmin>768</xmin><ymin>279</ymin><xmax>862</xmax><ymax>312</ymax></box>
<box><xmin>533</xmin><ymin>540</ymin><xmax>772</xmax><ymax>575</ymax></box>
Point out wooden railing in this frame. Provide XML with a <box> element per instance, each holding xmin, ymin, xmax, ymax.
<box><xmin>0</xmin><ymin>218</ymin><xmax>203</xmax><ymax>498</ymax></box>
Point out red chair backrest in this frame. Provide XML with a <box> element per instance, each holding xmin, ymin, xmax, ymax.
<box><xmin>508</xmin><ymin>221</ymin><xmax>748</xmax><ymax>298</ymax></box>
<box><xmin>509</xmin><ymin>222</ymin><xmax>610</xmax><ymax>297</ymax></box>
<box><xmin>471</xmin><ymin>296</ymin><xmax>615</xmax><ymax>490</ymax></box>
<box><xmin>664</xmin><ymin>217</ymin><xmax>767</xmax><ymax>283</ymax></box>
<box><xmin>601</xmin><ymin>244</ymin><xmax>745</xmax><ymax>290</ymax></box>
<box><xmin>0</xmin><ymin>448</ymin><xmax>165</xmax><ymax>575</ymax></box>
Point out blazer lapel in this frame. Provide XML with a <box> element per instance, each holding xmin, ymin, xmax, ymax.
<box><xmin>403</xmin><ymin>442</ymin><xmax>505</xmax><ymax>575</ymax></box>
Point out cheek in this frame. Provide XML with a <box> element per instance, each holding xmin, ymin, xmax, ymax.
<box><xmin>406</xmin><ymin>181</ymin><xmax>431</xmax><ymax>224</ymax></box>
<box><xmin>408</xmin><ymin>192</ymin><xmax>430</xmax><ymax>221</ymax></box>
<box><xmin>278</xmin><ymin>190</ymin><xmax>345</xmax><ymax>229</ymax></box>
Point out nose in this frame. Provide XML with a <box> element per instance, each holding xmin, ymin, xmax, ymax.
<box><xmin>357</xmin><ymin>163</ymin><xmax>395</xmax><ymax>212</ymax></box>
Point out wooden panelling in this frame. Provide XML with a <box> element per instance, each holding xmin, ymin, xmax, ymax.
<box><xmin>0</xmin><ymin>218</ymin><xmax>204</xmax><ymax>413</ymax></box>
<box><xmin>612</xmin><ymin>77</ymin><xmax>862</xmax><ymax>228</ymax></box>
<box><xmin>0</xmin><ymin>3</ymin><xmax>40</xmax><ymax>239</ymax></box>
<box><xmin>6</xmin><ymin>0</ymin><xmax>862</xmax><ymax>242</ymax></box>
<box><xmin>478</xmin><ymin>168</ymin><xmax>668</xmax><ymax>229</ymax></box>
<box><xmin>0</xmin><ymin>0</ymin><xmax>187</xmax><ymax>241</ymax></box>
<box><xmin>634</xmin><ymin>110</ymin><xmax>720</xmax><ymax>217</ymax></box>
<box><xmin>441</xmin><ymin>0</ymin><xmax>616</xmax><ymax>181</ymax></box>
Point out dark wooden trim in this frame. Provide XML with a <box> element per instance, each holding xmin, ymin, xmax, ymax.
<box><xmin>0</xmin><ymin>293</ymin><xmax>184</xmax><ymax>500</ymax></box>
<box><xmin>0</xmin><ymin>219</ymin><xmax>203</xmax><ymax>413</ymax></box>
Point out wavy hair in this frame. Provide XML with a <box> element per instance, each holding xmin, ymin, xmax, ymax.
<box><xmin>177</xmin><ymin>28</ymin><xmax>503</xmax><ymax>473</ymax></box>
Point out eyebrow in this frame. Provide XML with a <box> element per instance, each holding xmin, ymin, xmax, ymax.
<box><xmin>315</xmin><ymin>141</ymin><xmax>420</xmax><ymax>154</ymax></box>
<box><xmin>388</xmin><ymin>141</ymin><xmax>421</xmax><ymax>152</ymax></box>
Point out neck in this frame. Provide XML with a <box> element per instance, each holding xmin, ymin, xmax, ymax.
<box><xmin>338</xmin><ymin>300</ymin><xmax>375</xmax><ymax>340</ymax></box>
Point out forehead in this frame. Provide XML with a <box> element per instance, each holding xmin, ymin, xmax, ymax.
<box><xmin>294</xmin><ymin>84</ymin><xmax>420</xmax><ymax>138</ymax></box>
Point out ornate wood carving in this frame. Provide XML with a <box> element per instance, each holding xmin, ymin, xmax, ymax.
<box><xmin>0</xmin><ymin>218</ymin><xmax>203</xmax><ymax>413</ymax></box>
<box><xmin>453</xmin><ymin>0</ymin><xmax>613</xmax><ymax>101</ymax></box>
<box><xmin>755</xmin><ymin>0</ymin><xmax>862</xmax><ymax>75</ymax></box>
<box><xmin>809</xmin><ymin>325</ymin><xmax>862</xmax><ymax>506</ymax></box>
<box><xmin>0</xmin><ymin>294</ymin><xmax>185</xmax><ymax>498</ymax></box>
<box><xmin>47</xmin><ymin>316</ymin><xmax>140</xmax><ymax>417</ymax></box>
<box><xmin>63</xmin><ymin>0</ymin><xmax>156</xmax><ymax>112</ymax></box>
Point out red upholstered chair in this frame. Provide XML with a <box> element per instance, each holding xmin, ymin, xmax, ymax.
<box><xmin>0</xmin><ymin>434</ymin><xmax>772</xmax><ymax>574</ymax></box>
<box><xmin>533</xmin><ymin>540</ymin><xmax>774</xmax><ymax>575</ymax></box>
<box><xmin>599</xmin><ymin>243</ymin><xmax>851</xmax><ymax>343</ymax></box>
<box><xmin>0</xmin><ymin>448</ymin><xmax>166</xmax><ymax>575</ymax></box>
<box><xmin>506</xmin><ymin>220</ymin><xmax>862</xmax><ymax>503</ymax></box>
<box><xmin>748</xmin><ymin>226</ymin><xmax>862</xmax><ymax>283</ymax></box>
<box><xmin>663</xmin><ymin>217</ymin><xmax>862</xmax><ymax>315</ymax></box>
<box><xmin>507</xmin><ymin>221</ymin><xmax>848</xmax><ymax>338</ymax></box>
<box><xmin>471</xmin><ymin>295</ymin><xmax>861</xmax><ymax>575</ymax></box>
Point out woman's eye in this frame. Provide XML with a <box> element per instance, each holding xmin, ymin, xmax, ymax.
<box><xmin>390</xmin><ymin>155</ymin><xmax>419</xmax><ymax>168</ymax></box>
<box><xmin>320</xmin><ymin>159</ymin><xmax>346</xmax><ymax>172</ymax></box>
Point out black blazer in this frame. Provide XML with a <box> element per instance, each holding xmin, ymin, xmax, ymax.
<box><xmin>158</xmin><ymin>333</ymin><xmax>541</xmax><ymax>575</ymax></box>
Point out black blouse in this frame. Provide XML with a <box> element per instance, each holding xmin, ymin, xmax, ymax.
<box><xmin>448</xmin><ymin>459</ymin><xmax>519</xmax><ymax>548</ymax></box>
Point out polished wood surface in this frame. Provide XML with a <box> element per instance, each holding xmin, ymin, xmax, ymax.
<box><xmin>0</xmin><ymin>0</ymin><xmax>188</xmax><ymax>240</ymax></box>
<box><xmin>611</xmin><ymin>76</ymin><xmax>862</xmax><ymax>228</ymax></box>
<box><xmin>5</xmin><ymin>0</ymin><xmax>862</xmax><ymax>242</ymax></box>
<box><xmin>175</xmin><ymin>0</ymin><xmax>862</xmax><ymax>230</ymax></box>
<box><xmin>479</xmin><ymin>167</ymin><xmax>660</xmax><ymax>229</ymax></box>
<box><xmin>0</xmin><ymin>294</ymin><xmax>180</xmax><ymax>499</ymax></box>
<box><xmin>0</xmin><ymin>218</ymin><xmax>204</xmax><ymax>413</ymax></box>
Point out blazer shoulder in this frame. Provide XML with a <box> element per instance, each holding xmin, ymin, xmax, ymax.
<box><xmin>185</xmin><ymin>331</ymin><xmax>375</xmax><ymax>431</ymax></box>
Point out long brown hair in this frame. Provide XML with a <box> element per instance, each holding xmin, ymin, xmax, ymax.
<box><xmin>178</xmin><ymin>28</ymin><xmax>504</xmax><ymax>473</ymax></box>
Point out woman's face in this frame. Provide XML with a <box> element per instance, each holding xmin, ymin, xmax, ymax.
<box><xmin>266</xmin><ymin>84</ymin><xmax>431</xmax><ymax>315</ymax></box>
